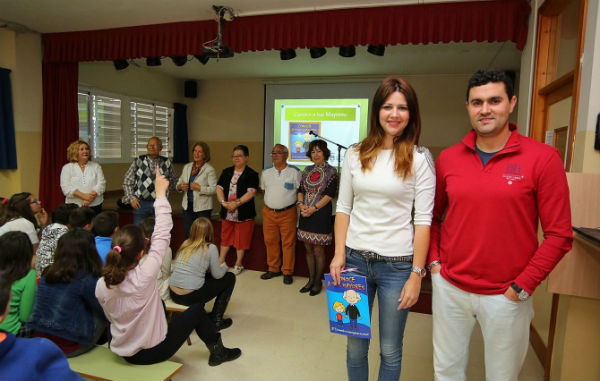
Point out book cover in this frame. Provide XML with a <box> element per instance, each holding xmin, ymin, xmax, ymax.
<box><xmin>288</xmin><ymin>122</ymin><xmax>320</xmax><ymax>161</ymax></box>
<box><xmin>324</xmin><ymin>272</ymin><xmax>371</xmax><ymax>338</ymax></box>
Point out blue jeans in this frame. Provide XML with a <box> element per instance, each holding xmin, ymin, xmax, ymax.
<box><xmin>345</xmin><ymin>247</ymin><xmax>411</xmax><ymax>381</ymax></box>
<box><xmin>133</xmin><ymin>199</ymin><xmax>156</xmax><ymax>225</ymax></box>
<box><xmin>183</xmin><ymin>208</ymin><xmax>212</xmax><ymax>238</ymax></box>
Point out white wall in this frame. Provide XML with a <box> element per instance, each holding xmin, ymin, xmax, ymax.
<box><xmin>79</xmin><ymin>61</ymin><xmax>185</xmax><ymax>104</ymax></box>
<box><xmin>0</xmin><ymin>30</ymin><xmax>43</xmax><ymax>196</ymax></box>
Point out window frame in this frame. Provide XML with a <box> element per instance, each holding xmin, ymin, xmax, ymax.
<box><xmin>78</xmin><ymin>86</ymin><xmax>174</xmax><ymax>164</ymax></box>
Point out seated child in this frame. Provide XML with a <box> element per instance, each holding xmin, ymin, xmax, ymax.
<box><xmin>28</xmin><ymin>229</ymin><xmax>108</xmax><ymax>357</ymax></box>
<box><xmin>139</xmin><ymin>216</ymin><xmax>172</xmax><ymax>302</ymax></box>
<box><xmin>170</xmin><ymin>217</ymin><xmax>236</xmax><ymax>330</ymax></box>
<box><xmin>0</xmin><ymin>232</ymin><xmax>36</xmax><ymax>337</ymax></box>
<box><xmin>36</xmin><ymin>203</ymin><xmax>78</xmax><ymax>277</ymax></box>
<box><xmin>68</xmin><ymin>207</ymin><xmax>95</xmax><ymax>231</ymax></box>
<box><xmin>93</xmin><ymin>210</ymin><xmax>119</xmax><ymax>264</ymax></box>
<box><xmin>0</xmin><ymin>270</ymin><xmax>83</xmax><ymax>380</ymax></box>
<box><xmin>96</xmin><ymin>168</ymin><xmax>241</xmax><ymax>366</ymax></box>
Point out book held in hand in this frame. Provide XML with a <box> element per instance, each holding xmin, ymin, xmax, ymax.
<box><xmin>324</xmin><ymin>272</ymin><xmax>371</xmax><ymax>338</ymax></box>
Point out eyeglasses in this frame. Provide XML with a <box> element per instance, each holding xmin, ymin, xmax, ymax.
<box><xmin>232</xmin><ymin>155</ymin><xmax>245</xmax><ymax>158</ymax></box>
<box><xmin>271</xmin><ymin>152</ymin><xmax>287</xmax><ymax>156</ymax></box>
<box><xmin>30</xmin><ymin>199</ymin><xmax>39</xmax><ymax>204</ymax></box>
<box><xmin>310</xmin><ymin>149</ymin><xmax>323</xmax><ymax>154</ymax></box>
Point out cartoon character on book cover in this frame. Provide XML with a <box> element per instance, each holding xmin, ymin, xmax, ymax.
<box><xmin>343</xmin><ymin>290</ymin><xmax>362</xmax><ymax>331</ymax></box>
<box><xmin>289</xmin><ymin>122</ymin><xmax>320</xmax><ymax>161</ymax></box>
<box><xmin>332</xmin><ymin>301</ymin><xmax>345</xmax><ymax>328</ymax></box>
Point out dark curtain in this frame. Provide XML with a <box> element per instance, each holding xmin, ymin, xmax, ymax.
<box><xmin>42</xmin><ymin>0</ymin><xmax>531</xmax><ymax>62</ymax></box>
<box><xmin>173</xmin><ymin>103</ymin><xmax>189</xmax><ymax>164</ymax></box>
<box><xmin>40</xmin><ymin>62</ymin><xmax>79</xmax><ymax>211</ymax></box>
<box><xmin>0</xmin><ymin>68</ymin><xmax>17</xmax><ymax>169</ymax></box>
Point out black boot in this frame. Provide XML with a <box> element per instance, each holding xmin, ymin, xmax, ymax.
<box><xmin>207</xmin><ymin>337</ymin><xmax>242</xmax><ymax>366</ymax></box>
<box><xmin>210</xmin><ymin>274</ymin><xmax>235</xmax><ymax>331</ymax></box>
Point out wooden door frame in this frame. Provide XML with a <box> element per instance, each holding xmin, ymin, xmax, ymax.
<box><xmin>529</xmin><ymin>0</ymin><xmax>587</xmax><ymax>171</ymax></box>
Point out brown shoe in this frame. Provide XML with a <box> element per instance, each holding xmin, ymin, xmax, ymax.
<box><xmin>260</xmin><ymin>271</ymin><xmax>282</xmax><ymax>280</ymax></box>
<box><xmin>283</xmin><ymin>275</ymin><xmax>293</xmax><ymax>285</ymax></box>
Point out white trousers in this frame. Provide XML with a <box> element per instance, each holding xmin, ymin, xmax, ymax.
<box><xmin>431</xmin><ymin>273</ymin><xmax>534</xmax><ymax>381</ymax></box>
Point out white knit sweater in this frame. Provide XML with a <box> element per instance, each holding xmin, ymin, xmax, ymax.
<box><xmin>336</xmin><ymin>145</ymin><xmax>435</xmax><ymax>257</ymax></box>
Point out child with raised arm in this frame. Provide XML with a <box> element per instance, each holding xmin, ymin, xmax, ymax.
<box><xmin>96</xmin><ymin>165</ymin><xmax>241</xmax><ymax>366</ymax></box>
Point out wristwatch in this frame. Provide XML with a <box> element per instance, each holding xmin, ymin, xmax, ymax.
<box><xmin>411</xmin><ymin>266</ymin><xmax>426</xmax><ymax>278</ymax></box>
<box><xmin>427</xmin><ymin>260</ymin><xmax>440</xmax><ymax>271</ymax></box>
<box><xmin>510</xmin><ymin>282</ymin><xmax>530</xmax><ymax>301</ymax></box>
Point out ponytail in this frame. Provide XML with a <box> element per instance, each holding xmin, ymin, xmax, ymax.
<box><xmin>101</xmin><ymin>225</ymin><xmax>145</xmax><ymax>288</ymax></box>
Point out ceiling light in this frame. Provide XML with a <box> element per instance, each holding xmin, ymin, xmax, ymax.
<box><xmin>309</xmin><ymin>47</ymin><xmax>326</xmax><ymax>59</ymax></box>
<box><xmin>194</xmin><ymin>55</ymin><xmax>210</xmax><ymax>65</ymax></box>
<box><xmin>367</xmin><ymin>44</ymin><xmax>386</xmax><ymax>57</ymax></box>
<box><xmin>113</xmin><ymin>59</ymin><xmax>129</xmax><ymax>70</ymax></box>
<box><xmin>170</xmin><ymin>56</ymin><xmax>188</xmax><ymax>66</ymax></box>
<box><xmin>280</xmin><ymin>49</ymin><xmax>296</xmax><ymax>60</ymax></box>
<box><xmin>339</xmin><ymin>46</ymin><xmax>355</xmax><ymax>58</ymax></box>
<box><xmin>146</xmin><ymin>57</ymin><xmax>162</xmax><ymax>66</ymax></box>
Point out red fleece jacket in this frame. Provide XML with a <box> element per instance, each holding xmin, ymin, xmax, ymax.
<box><xmin>428</xmin><ymin>125</ymin><xmax>572</xmax><ymax>295</ymax></box>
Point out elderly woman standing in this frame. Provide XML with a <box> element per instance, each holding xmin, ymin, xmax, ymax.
<box><xmin>177</xmin><ymin>142</ymin><xmax>217</xmax><ymax>238</ymax></box>
<box><xmin>60</xmin><ymin>140</ymin><xmax>106</xmax><ymax>215</ymax></box>
<box><xmin>216</xmin><ymin>145</ymin><xmax>259</xmax><ymax>275</ymax></box>
<box><xmin>296</xmin><ymin>140</ymin><xmax>339</xmax><ymax>296</ymax></box>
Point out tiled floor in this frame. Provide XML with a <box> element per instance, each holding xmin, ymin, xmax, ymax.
<box><xmin>171</xmin><ymin>270</ymin><xmax>544</xmax><ymax>380</ymax></box>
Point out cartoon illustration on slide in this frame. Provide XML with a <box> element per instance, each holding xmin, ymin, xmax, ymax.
<box><xmin>343</xmin><ymin>289</ymin><xmax>362</xmax><ymax>331</ymax></box>
<box><xmin>289</xmin><ymin>122</ymin><xmax>320</xmax><ymax>161</ymax></box>
<box><xmin>332</xmin><ymin>301</ymin><xmax>345</xmax><ymax>328</ymax></box>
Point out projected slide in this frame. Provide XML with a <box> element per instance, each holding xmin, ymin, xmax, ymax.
<box><xmin>274</xmin><ymin>99</ymin><xmax>369</xmax><ymax>169</ymax></box>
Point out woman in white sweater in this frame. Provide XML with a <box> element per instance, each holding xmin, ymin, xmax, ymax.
<box><xmin>330</xmin><ymin>77</ymin><xmax>435</xmax><ymax>381</ymax></box>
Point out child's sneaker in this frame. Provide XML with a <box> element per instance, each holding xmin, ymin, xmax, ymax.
<box><xmin>230</xmin><ymin>265</ymin><xmax>244</xmax><ymax>275</ymax></box>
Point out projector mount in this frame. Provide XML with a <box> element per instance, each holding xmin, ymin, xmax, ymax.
<box><xmin>201</xmin><ymin>5</ymin><xmax>235</xmax><ymax>59</ymax></box>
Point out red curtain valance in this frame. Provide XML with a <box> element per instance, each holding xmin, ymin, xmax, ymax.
<box><xmin>42</xmin><ymin>0</ymin><xmax>530</xmax><ymax>63</ymax></box>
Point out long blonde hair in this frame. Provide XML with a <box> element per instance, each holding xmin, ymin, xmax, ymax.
<box><xmin>176</xmin><ymin>217</ymin><xmax>214</xmax><ymax>262</ymax></box>
<box><xmin>359</xmin><ymin>77</ymin><xmax>421</xmax><ymax>179</ymax></box>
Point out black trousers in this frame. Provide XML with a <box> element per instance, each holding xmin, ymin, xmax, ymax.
<box><xmin>124</xmin><ymin>302</ymin><xmax>218</xmax><ymax>365</ymax></box>
<box><xmin>169</xmin><ymin>272</ymin><xmax>235</xmax><ymax>310</ymax></box>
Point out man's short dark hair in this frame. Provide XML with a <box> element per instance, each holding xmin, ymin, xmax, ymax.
<box><xmin>93</xmin><ymin>211</ymin><xmax>119</xmax><ymax>237</ymax></box>
<box><xmin>466</xmin><ymin>70</ymin><xmax>515</xmax><ymax>101</ymax></box>
<box><xmin>69</xmin><ymin>207</ymin><xmax>95</xmax><ymax>229</ymax></box>
<box><xmin>53</xmin><ymin>203</ymin><xmax>78</xmax><ymax>226</ymax></box>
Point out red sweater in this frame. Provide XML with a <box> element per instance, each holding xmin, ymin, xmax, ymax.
<box><xmin>428</xmin><ymin>125</ymin><xmax>572</xmax><ymax>295</ymax></box>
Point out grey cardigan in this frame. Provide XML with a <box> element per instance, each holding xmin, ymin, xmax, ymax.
<box><xmin>177</xmin><ymin>162</ymin><xmax>217</xmax><ymax>212</ymax></box>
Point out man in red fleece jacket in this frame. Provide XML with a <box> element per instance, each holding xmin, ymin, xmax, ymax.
<box><xmin>428</xmin><ymin>70</ymin><xmax>572</xmax><ymax>381</ymax></box>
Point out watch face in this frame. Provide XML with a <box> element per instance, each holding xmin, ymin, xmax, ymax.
<box><xmin>518</xmin><ymin>290</ymin><xmax>530</xmax><ymax>301</ymax></box>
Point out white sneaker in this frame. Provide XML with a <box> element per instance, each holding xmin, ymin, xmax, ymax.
<box><xmin>231</xmin><ymin>265</ymin><xmax>244</xmax><ymax>275</ymax></box>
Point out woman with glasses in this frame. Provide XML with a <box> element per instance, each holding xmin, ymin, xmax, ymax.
<box><xmin>60</xmin><ymin>140</ymin><xmax>106</xmax><ymax>215</ymax></box>
<box><xmin>176</xmin><ymin>141</ymin><xmax>217</xmax><ymax>238</ymax></box>
<box><xmin>330</xmin><ymin>77</ymin><xmax>435</xmax><ymax>381</ymax></box>
<box><xmin>216</xmin><ymin>145</ymin><xmax>259</xmax><ymax>275</ymax></box>
<box><xmin>0</xmin><ymin>192</ymin><xmax>48</xmax><ymax>252</ymax></box>
<box><xmin>296</xmin><ymin>140</ymin><xmax>339</xmax><ymax>296</ymax></box>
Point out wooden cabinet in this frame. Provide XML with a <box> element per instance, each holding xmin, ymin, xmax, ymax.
<box><xmin>548</xmin><ymin>173</ymin><xmax>600</xmax><ymax>299</ymax></box>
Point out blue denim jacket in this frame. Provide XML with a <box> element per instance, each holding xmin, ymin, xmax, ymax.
<box><xmin>27</xmin><ymin>271</ymin><xmax>106</xmax><ymax>344</ymax></box>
